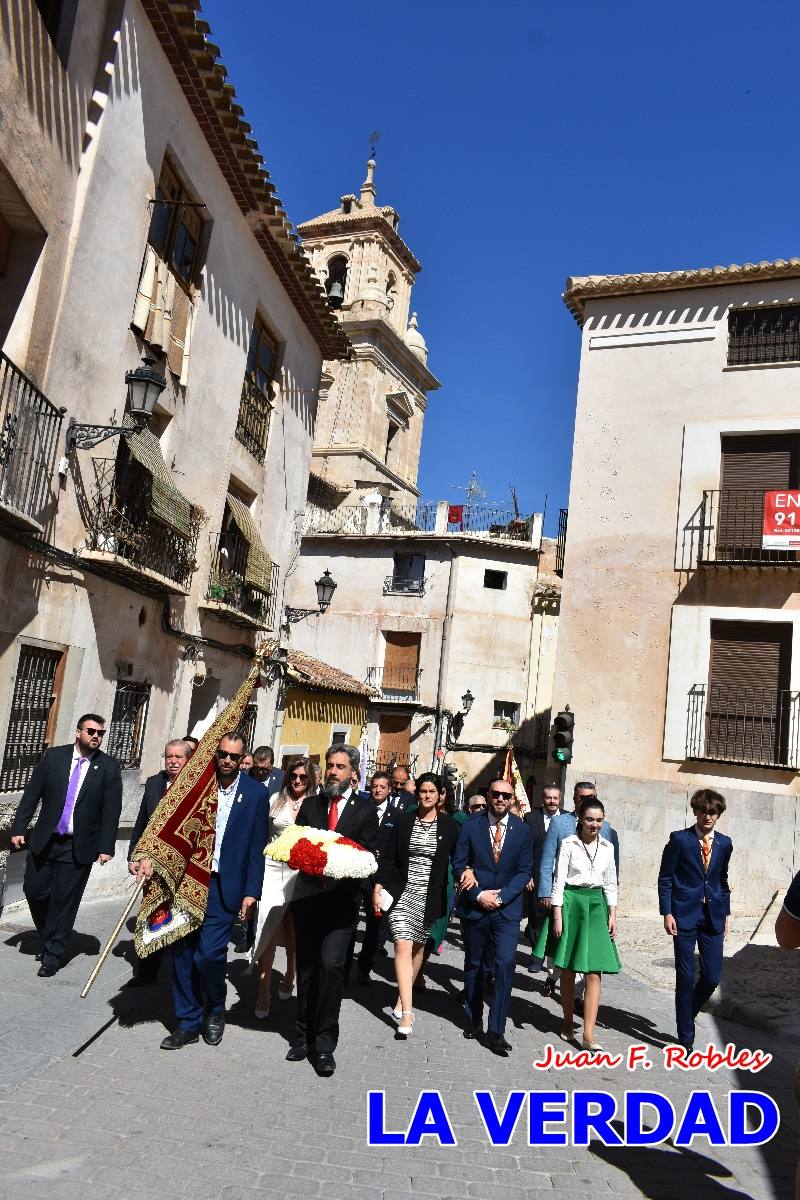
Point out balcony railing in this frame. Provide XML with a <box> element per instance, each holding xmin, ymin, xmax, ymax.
<box><xmin>303</xmin><ymin>505</ymin><xmax>367</xmax><ymax>535</ymax></box>
<box><xmin>0</xmin><ymin>351</ymin><xmax>65</xmax><ymax>527</ymax></box>
<box><xmin>204</xmin><ymin>531</ymin><xmax>280</xmax><ymax>629</ymax></box>
<box><xmin>235</xmin><ymin>376</ymin><xmax>273</xmax><ymax>464</ymax></box>
<box><xmin>555</xmin><ymin>508</ymin><xmax>568</xmax><ymax>576</ymax></box>
<box><xmin>366</xmin><ymin>752</ymin><xmax>419</xmax><ymax>776</ymax></box>
<box><xmin>381</xmin><ymin>502</ymin><xmax>437</xmax><ymax>532</ymax></box>
<box><xmin>680</xmin><ymin>489</ymin><xmax>800</xmax><ymax>569</ymax></box>
<box><xmin>383</xmin><ymin>574</ymin><xmax>426</xmax><ymax>596</ymax></box>
<box><xmin>366</xmin><ymin>665</ymin><xmax>422</xmax><ymax>702</ymax></box>
<box><xmin>449</xmin><ymin>505</ymin><xmax>532</xmax><ymax>542</ymax></box>
<box><xmin>686</xmin><ymin>683</ymin><xmax>800</xmax><ymax>769</ymax></box>
<box><xmin>85</xmin><ymin>457</ymin><xmax>199</xmax><ymax>593</ymax></box>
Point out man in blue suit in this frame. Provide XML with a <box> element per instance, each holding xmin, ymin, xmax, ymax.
<box><xmin>142</xmin><ymin>733</ymin><xmax>268</xmax><ymax>1050</ymax></box>
<box><xmin>453</xmin><ymin>777</ymin><xmax>533</xmax><ymax>1055</ymax></box>
<box><xmin>658</xmin><ymin>788</ymin><xmax>732</xmax><ymax>1052</ymax></box>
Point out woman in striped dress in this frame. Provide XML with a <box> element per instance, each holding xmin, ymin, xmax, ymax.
<box><xmin>374</xmin><ymin>773</ymin><xmax>460</xmax><ymax>1037</ymax></box>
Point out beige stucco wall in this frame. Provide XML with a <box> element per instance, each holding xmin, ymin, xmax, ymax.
<box><xmin>552</xmin><ymin>276</ymin><xmax>800</xmax><ymax>914</ymax></box>
<box><xmin>0</xmin><ymin>0</ymin><xmax>326</xmax><ymax>901</ymax></box>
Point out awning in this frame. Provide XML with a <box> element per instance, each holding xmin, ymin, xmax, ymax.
<box><xmin>226</xmin><ymin>492</ymin><xmax>272</xmax><ymax>592</ymax></box>
<box><xmin>125</xmin><ymin>428</ymin><xmax>193</xmax><ymax>538</ymax></box>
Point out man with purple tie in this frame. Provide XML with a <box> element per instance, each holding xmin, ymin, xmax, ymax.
<box><xmin>10</xmin><ymin>714</ymin><xmax>123</xmax><ymax>977</ymax></box>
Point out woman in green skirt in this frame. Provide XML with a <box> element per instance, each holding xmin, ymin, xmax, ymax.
<box><xmin>534</xmin><ymin>796</ymin><xmax>620</xmax><ymax>1050</ymax></box>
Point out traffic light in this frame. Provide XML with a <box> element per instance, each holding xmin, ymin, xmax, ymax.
<box><xmin>552</xmin><ymin>708</ymin><xmax>574</xmax><ymax>764</ymax></box>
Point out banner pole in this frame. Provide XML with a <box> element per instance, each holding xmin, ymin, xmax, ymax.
<box><xmin>80</xmin><ymin>879</ymin><xmax>144</xmax><ymax>999</ymax></box>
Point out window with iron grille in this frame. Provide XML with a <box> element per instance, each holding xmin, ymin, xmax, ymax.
<box><xmin>147</xmin><ymin>160</ymin><xmax>204</xmax><ymax>287</ymax></box>
<box><xmin>728</xmin><ymin>305</ymin><xmax>800</xmax><ymax>366</ymax></box>
<box><xmin>107</xmin><ymin>681</ymin><xmax>151</xmax><ymax>769</ymax></box>
<box><xmin>235</xmin><ymin>315</ymin><xmax>276</xmax><ymax>462</ymax></box>
<box><xmin>238</xmin><ymin>702</ymin><xmax>258</xmax><ymax>752</ymax></box>
<box><xmin>0</xmin><ymin>646</ymin><xmax>63</xmax><ymax>792</ymax></box>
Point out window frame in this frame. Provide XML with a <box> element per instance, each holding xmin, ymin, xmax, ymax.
<box><xmin>106</xmin><ymin>680</ymin><xmax>152</xmax><ymax>770</ymax></box>
<box><xmin>484</xmin><ymin>569</ymin><xmax>508</xmax><ymax>590</ymax></box>
<box><xmin>727</xmin><ymin>304</ymin><xmax>800</xmax><ymax>367</ymax></box>
<box><xmin>493</xmin><ymin>700</ymin><xmax>520</xmax><ymax>729</ymax></box>
<box><xmin>147</xmin><ymin>160</ymin><xmax>205</xmax><ymax>290</ymax></box>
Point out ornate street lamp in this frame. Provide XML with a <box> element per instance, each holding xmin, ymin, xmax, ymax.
<box><xmin>66</xmin><ymin>356</ymin><xmax>166</xmax><ymax>452</ymax></box>
<box><xmin>284</xmin><ymin>568</ymin><xmax>338</xmax><ymax>624</ymax></box>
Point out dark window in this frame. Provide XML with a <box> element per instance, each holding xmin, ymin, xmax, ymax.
<box><xmin>0</xmin><ymin>646</ymin><xmax>63</xmax><ymax>792</ymax></box>
<box><xmin>246</xmin><ymin>316</ymin><xmax>276</xmax><ymax>396</ymax></box>
<box><xmin>484</xmin><ymin>569</ymin><xmax>507</xmax><ymax>590</ymax></box>
<box><xmin>238</xmin><ymin>703</ymin><xmax>258</xmax><ymax>751</ymax></box>
<box><xmin>704</xmin><ymin>621</ymin><xmax>793</xmax><ymax>766</ymax></box>
<box><xmin>493</xmin><ymin>700</ymin><xmax>520</xmax><ymax>728</ymax></box>
<box><xmin>325</xmin><ymin>256</ymin><xmax>348</xmax><ymax>308</ymax></box>
<box><xmin>331</xmin><ymin>730</ymin><xmax>347</xmax><ymax>746</ymax></box>
<box><xmin>147</xmin><ymin>161</ymin><xmax>203</xmax><ymax>287</ymax></box>
<box><xmin>107</xmin><ymin>681</ymin><xmax>151</xmax><ymax>769</ymax></box>
<box><xmin>235</xmin><ymin>315</ymin><xmax>276</xmax><ymax>462</ymax></box>
<box><xmin>716</xmin><ymin>433</ymin><xmax>800</xmax><ymax>561</ymax></box>
<box><xmin>728</xmin><ymin>305</ymin><xmax>800</xmax><ymax>366</ymax></box>
<box><xmin>393</xmin><ymin>553</ymin><xmax>425</xmax><ymax>582</ymax></box>
<box><xmin>385</xmin><ymin>420</ymin><xmax>400</xmax><ymax>465</ymax></box>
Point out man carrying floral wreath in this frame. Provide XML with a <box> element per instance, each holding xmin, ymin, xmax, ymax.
<box><xmin>287</xmin><ymin>744</ymin><xmax>379</xmax><ymax>1077</ymax></box>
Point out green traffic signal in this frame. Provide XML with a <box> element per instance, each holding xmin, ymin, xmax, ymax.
<box><xmin>554</xmin><ymin>747</ymin><xmax>571</xmax><ymax>763</ymax></box>
<box><xmin>552</xmin><ymin>708</ymin><xmax>575</xmax><ymax>765</ymax></box>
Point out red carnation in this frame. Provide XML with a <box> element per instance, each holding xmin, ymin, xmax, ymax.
<box><xmin>334</xmin><ymin>835</ymin><xmax>364</xmax><ymax>851</ymax></box>
<box><xmin>288</xmin><ymin>837</ymin><xmax>328</xmax><ymax>876</ymax></box>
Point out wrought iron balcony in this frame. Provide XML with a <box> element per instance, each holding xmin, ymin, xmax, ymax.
<box><xmin>448</xmin><ymin>505</ymin><xmax>532</xmax><ymax>542</ymax></box>
<box><xmin>680</xmin><ymin>489</ymin><xmax>800</xmax><ymax>569</ymax></box>
<box><xmin>304</xmin><ymin>505</ymin><xmax>367</xmax><ymax>535</ymax></box>
<box><xmin>366</xmin><ymin>752</ymin><xmax>419</xmax><ymax>776</ymax></box>
<box><xmin>555</xmin><ymin>508</ymin><xmax>568</xmax><ymax>576</ymax></box>
<box><xmin>383</xmin><ymin>574</ymin><xmax>426</xmax><ymax>596</ymax></box>
<box><xmin>366</xmin><ymin>665</ymin><xmax>422</xmax><ymax>702</ymax></box>
<box><xmin>201</xmin><ymin>530</ymin><xmax>280</xmax><ymax>629</ymax></box>
<box><xmin>235</xmin><ymin>376</ymin><xmax>273</xmax><ymax>464</ymax></box>
<box><xmin>0</xmin><ymin>351</ymin><xmax>65</xmax><ymax>529</ymax></box>
<box><xmin>83</xmin><ymin>457</ymin><xmax>199</xmax><ymax>595</ymax></box>
<box><xmin>686</xmin><ymin>683</ymin><xmax>800</xmax><ymax>769</ymax></box>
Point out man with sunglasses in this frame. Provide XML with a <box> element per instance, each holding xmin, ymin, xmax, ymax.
<box><xmin>454</xmin><ymin>777</ymin><xmax>533</xmax><ymax>1055</ymax></box>
<box><xmin>151</xmin><ymin>733</ymin><xmax>268</xmax><ymax>1050</ymax></box>
<box><xmin>10</xmin><ymin>713</ymin><xmax>122</xmax><ymax>977</ymax></box>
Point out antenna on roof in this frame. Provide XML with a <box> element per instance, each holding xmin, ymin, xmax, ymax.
<box><xmin>510</xmin><ymin>485</ymin><xmax>520</xmax><ymax>520</ymax></box>
<box><xmin>451</xmin><ymin>470</ymin><xmax>490</xmax><ymax>505</ymax></box>
<box><xmin>368</xmin><ymin>130</ymin><xmax>381</xmax><ymax>158</ymax></box>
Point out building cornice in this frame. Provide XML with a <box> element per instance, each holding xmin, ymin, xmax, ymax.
<box><xmin>140</xmin><ymin>1</ymin><xmax>350</xmax><ymax>361</ymax></box>
<box><xmin>342</xmin><ymin>317</ymin><xmax>440</xmax><ymax>392</ymax></box>
<box><xmin>301</xmin><ymin>530</ymin><xmax>540</xmax><ymax>558</ymax></box>
<box><xmin>298</xmin><ymin>213</ymin><xmax>421</xmax><ymax>275</ymax></box>
<box><xmin>310</xmin><ymin>447</ymin><xmax>421</xmax><ymax>497</ymax></box>
<box><xmin>563</xmin><ymin>256</ymin><xmax>800</xmax><ymax>326</ymax></box>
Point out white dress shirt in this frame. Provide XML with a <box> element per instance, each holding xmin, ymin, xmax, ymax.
<box><xmin>327</xmin><ymin>787</ymin><xmax>353</xmax><ymax>830</ymax></box>
<box><xmin>212</xmin><ymin>774</ymin><xmax>240</xmax><ymax>872</ymax></box>
<box><xmin>66</xmin><ymin>748</ymin><xmax>93</xmax><ymax>835</ymax></box>
<box><xmin>375</xmin><ymin>798</ymin><xmax>389</xmax><ymax>824</ymax></box>
<box><xmin>551</xmin><ymin>833</ymin><xmax>617</xmax><ymax>907</ymax></box>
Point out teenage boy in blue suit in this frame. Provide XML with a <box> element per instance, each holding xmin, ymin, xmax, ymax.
<box><xmin>454</xmin><ymin>778</ymin><xmax>533</xmax><ymax>1055</ymax></box>
<box><xmin>138</xmin><ymin>733</ymin><xmax>268</xmax><ymax>1051</ymax></box>
<box><xmin>658</xmin><ymin>788</ymin><xmax>733</xmax><ymax>1052</ymax></box>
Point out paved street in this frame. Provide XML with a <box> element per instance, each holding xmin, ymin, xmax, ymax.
<box><xmin>0</xmin><ymin>895</ymin><xmax>798</xmax><ymax>1200</ymax></box>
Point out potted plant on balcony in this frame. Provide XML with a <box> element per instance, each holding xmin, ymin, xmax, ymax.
<box><xmin>208</xmin><ymin>571</ymin><xmax>240</xmax><ymax>605</ymax></box>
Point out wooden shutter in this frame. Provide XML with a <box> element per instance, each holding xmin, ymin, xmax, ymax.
<box><xmin>717</xmin><ymin>435</ymin><xmax>797</xmax><ymax>560</ymax></box>
<box><xmin>378</xmin><ymin>714</ymin><xmax>411</xmax><ymax>768</ymax></box>
<box><xmin>382</xmin><ymin>632</ymin><xmax>421</xmax><ymax>693</ymax></box>
<box><xmin>706</xmin><ymin>621</ymin><xmax>792</xmax><ymax>764</ymax></box>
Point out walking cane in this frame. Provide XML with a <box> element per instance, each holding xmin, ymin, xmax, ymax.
<box><xmin>80</xmin><ymin>879</ymin><xmax>145</xmax><ymax>999</ymax></box>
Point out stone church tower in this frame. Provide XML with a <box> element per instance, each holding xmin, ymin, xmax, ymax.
<box><xmin>298</xmin><ymin>158</ymin><xmax>439</xmax><ymax>509</ymax></box>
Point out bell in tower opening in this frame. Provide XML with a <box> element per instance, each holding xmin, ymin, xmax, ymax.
<box><xmin>326</xmin><ymin>255</ymin><xmax>348</xmax><ymax>309</ymax></box>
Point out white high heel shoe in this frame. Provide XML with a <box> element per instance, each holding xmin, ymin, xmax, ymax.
<box><xmin>397</xmin><ymin>1011</ymin><xmax>414</xmax><ymax>1037</ymax></box>
<box><xmin>391</xmin><ymin>1002</ymin><xmax>403</xmax><ymax>1022</ymax></box>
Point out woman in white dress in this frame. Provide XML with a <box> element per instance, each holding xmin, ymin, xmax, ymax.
<box><xmin>253</xmin><ymin>757</ymin><xmax>312</xmax><ymax>1018</ymax></box>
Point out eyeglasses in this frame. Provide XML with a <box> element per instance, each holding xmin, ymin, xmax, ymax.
<box><xmin>216</xmin><ymin>750</ymin><xmax>242</xmax><ymax>762</ymax></box>
<box><xmin>82</xmin><ymin>727</ymin><xmax>105</xmax><ymax>737</ymax></box>
<box><xmin>290</xmin><ymin>773</ymin><xmax>308</xmax><ymax>782</ymax></box>
<box><xmin>469</xmin><ymin>804</ymin><xmax>486</xmax><ymax>812</ymax></box>
<box><xmin>489</xmin><ymin>789</ymin><xmax>513</xmax><ymax>800</ymax></box>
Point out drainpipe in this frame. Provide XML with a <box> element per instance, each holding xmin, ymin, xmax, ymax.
<box><xmin>432</xmin><ymin>542</ymin><xmax>456</xmax><ymax>769</ymax></box>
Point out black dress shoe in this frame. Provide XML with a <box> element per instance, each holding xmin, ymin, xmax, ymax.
<box><xmin>463</xmin><ymin>1025</ymin><xmax>484</xmax><ymax>1041</ymax></box>
<box><xmin>160</xmin><ymin>1029</ymin><xmax>200</xmax><ymax>1050</ymax></box>
<box><xmin>203</xmin><ymin>1013</ymin><xmax>225</xmax><ymax>1045</ymax></box>
<box><xmin>313</xmin><ymin>1052</ymin><xmax>336</xmax><ymax>1077</ymax></box>
<box><xmin>35</xmin><ymin>951</ymin><xmax>44</xmax><ymax>963</ymax></box>
<box><xmin>486</xmin><ymin>1032</ymin><xmax>512</xmax><ymax>1056</ymax></box>
<box><xmin>37</xmin><ymin>963</ymin><xmax>58</xmax><ymax>978</ymax></box>
<box><xmin>286</xmin><ymin>1041</ymin><xmax>310</xmax><ymax>1062</ymax></box>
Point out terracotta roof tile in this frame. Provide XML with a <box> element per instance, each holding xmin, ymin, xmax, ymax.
<box><xmin>563</xmin><ymin>257</ymin><xmax>800</xmax><ymax>325</ymax></box>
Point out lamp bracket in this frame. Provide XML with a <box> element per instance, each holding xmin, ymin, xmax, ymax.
<box><xmin>283</xmin><ymin>605</ymin><xmax>323</xmax><ymax>625</ymax></box>
<box><xmin>66</xmin><ymin>415</ymin><xmax>146</xmax><ymax>454</ymax></box>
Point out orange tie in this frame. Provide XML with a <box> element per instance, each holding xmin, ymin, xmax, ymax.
<box><xmin>701</xmin><ymin>835</ymin><xmax>712</xmax><ymax>873</ymax></box>
<box><xmin>492</xmin><ymin>821</ymin><xmax>503</xmax><ymax>864</ymax></box>
<box><xmin>328</xmin><ymin>797</ymin><xmax>340</xmax><ymax>831</ymax></box>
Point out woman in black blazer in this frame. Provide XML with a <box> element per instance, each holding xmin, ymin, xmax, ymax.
<box><xmin>373</xmin><ymin>773</ymin><xmax>459</xmax><ymax>1037</ymax></box>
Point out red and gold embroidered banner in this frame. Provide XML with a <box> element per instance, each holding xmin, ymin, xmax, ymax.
<box><xmin>132</xmin><ymin>655</ymin><xmax>263</xmax><ymax>956</ymax></box>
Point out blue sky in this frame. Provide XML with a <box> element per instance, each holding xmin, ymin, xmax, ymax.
<box><xmin>204</xmin><ymin>1</ymin><xmax>800</xmax><ymax>532</ymax></box>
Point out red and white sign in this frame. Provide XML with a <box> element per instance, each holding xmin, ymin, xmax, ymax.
<box><xmin>763</xmin><ymin>490</ymin><xmax>800</xmax><ymax>549</ymax></box>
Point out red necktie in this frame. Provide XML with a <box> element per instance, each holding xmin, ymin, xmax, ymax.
<box><xmin>492</xmin><ymin>821</ymin><xmax>503</xmax><ymax>864</ymax></box>
<box><xmin>328</xmin><ymin>797</ymin><xmax>340</xmax><ymax>831</ymax></box>
<box><xmin>701</xmin><ymin>835</ymin><xmax>712</xmax><ymax>873</ymax></box>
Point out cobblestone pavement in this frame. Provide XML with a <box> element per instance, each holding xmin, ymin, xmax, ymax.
<box><xmin>1</xmin><ymin>897</ymin><xmax>798</xmax><ymax>1200</ymax></box>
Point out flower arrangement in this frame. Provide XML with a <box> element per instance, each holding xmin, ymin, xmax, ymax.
<box><xmin>265</xmin><ymin>825</ymin><xmax>377</xmax><ymax>880</ymax></box>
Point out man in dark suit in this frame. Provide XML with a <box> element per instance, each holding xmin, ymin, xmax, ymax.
<box><xmin>454</xmin><ymin>777</ymin><xmax>533</xmax><ymax>1055</ymax></box>
<box><xmin>136</xmin><ymin>733</ymin><xmax>268</xmax><ymax>1050</ymax></box>
<box><xmin>345</xmin><ymin>770</ymin><xmax>399</xmax><ymax>985</ymax></box>
<box><xmin>524</xmin><ymin>784</ymin><xmax>562</xmax><ymax>987</ymax></box>
<box><xmin>126</xmin><ymin>738</ymin><xmax>190</xmax><ymax>985</ymax></box>
<box><xmin>288</xmin><ymin>743</ymin><xmax>379</xmax><ymax>1076</ymax></box>
<box><xmin>10</xmin><ymin>713</ymin><xmax>123</xmax><ymax>977</ymax></box>
<box><xmin>390</xmin><ymin>763</ymin><xmax>415</xmax><ymax>811</ymax></box>
<box><xmin>250</xmin><ymin>745</ymin><xmax>284</xmax><ymax>798</ymax></box>
<box><xmin>658</xmin><ymin>788</ymin><xmax>733</xmax><ymax>1052</ymax></box>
